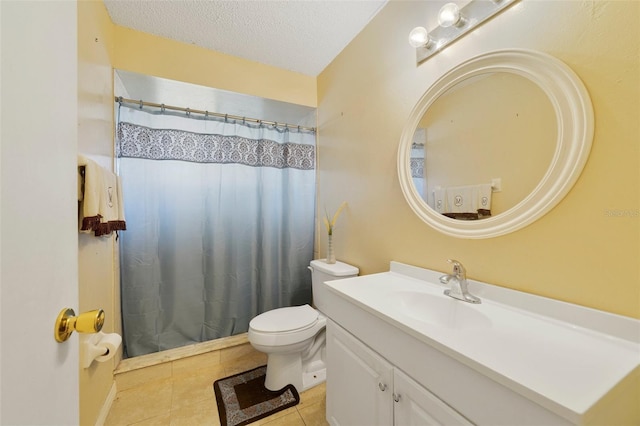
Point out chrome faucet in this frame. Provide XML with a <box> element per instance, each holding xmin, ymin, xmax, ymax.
<box><xmin>439</xmin><ymin>259</ymin><xmax>481</xmax><ymax>304</ymax></box>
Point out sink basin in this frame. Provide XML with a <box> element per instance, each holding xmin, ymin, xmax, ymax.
<box><xmin>392</xmin><ymin>291</ymin><xmax>492</xmax><ymax>329</ymax></box>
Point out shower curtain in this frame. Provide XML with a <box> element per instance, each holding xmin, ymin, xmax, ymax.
<box><xmin>117</xmin><ymin>106</ymin><xmax>316</xmax><ymax>357</ymax></box>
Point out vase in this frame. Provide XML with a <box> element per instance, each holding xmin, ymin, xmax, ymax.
<box><xmin>326</xmin><ymin>234</ymin><xmax>336</xmax><ymax>264</ymax></box>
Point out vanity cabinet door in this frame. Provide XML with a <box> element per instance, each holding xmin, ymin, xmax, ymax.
<box><xmin>326</xmin><ymin>320</ymin><xmax>394</xmax><ymax>426</ymax></box>
<box><xmin>394</xmin><ymin>369</ymin><xmax>473</xmax><ymax>426</ymax></box>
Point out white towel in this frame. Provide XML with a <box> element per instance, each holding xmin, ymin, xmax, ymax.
<box><xmin>433</xmin><ymin>187</ymin><xmax>446</xmax><ymax>214</ymax></box>
<box><xmin>440</xmin><ymin>184</ymin><xmax>492</xmax><ymax>219</ymax></box>
<box><xmin>446</xmin><ymin>185</ymin><xmax>479</xmax><ymax>214</ymax></box>
<box><xmin>78</xmin><ymin>155</ymin><xmax>126</xmax><ymax>236</ymax></box>
<box><xmin>477</xmin><ymin>183</ymin><xmax>492</xmax><ymax>216</ymax></box>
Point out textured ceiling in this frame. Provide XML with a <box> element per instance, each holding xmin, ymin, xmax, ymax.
<box><xmin>103</xmin><ymin>0</ymin><xmax>388</xmax><ymax>76</ymax></box>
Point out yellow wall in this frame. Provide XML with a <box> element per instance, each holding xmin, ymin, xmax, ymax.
<box><xmin>421</xmin><ymin>72</ymin><xmax>556</xmax><ymax>215</ymax></box>
<box><xmin>112</xmin><ymin>26</ymin><xmax>317</xmax><ymax>107</ymax></box>
<box><xmin>78</xmin><ymin>1</ymin><xmax>118</xmax><ymax>425</ymax></box>
<box><xmin>317</xmin><ymin>0</ymin><xmax>639</xmax><ymax>319</ymax></box>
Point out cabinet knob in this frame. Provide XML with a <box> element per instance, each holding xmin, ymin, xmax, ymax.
<box><xmin>378</xmin><ymin>382</ymin><xmax>387</xmax><ymax>392</ymax></box>
<box><xmin>393</xmin><ymin>393</ymin><xmax>401</xmax><ymax>403</ymax></box>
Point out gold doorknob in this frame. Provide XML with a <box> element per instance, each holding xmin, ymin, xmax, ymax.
<box><xmin>54</xmin><ymin>308</ymin><xmax>105</xmax><ymax>342</ymax></box>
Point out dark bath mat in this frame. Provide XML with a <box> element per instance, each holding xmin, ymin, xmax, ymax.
<box><xmin>213</xmin><ymin>365</ymin><xmax>300</xmax><ymax>426</ymax></box>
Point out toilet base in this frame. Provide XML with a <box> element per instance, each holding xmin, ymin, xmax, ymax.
<box><xmin>264</xmin><ymin>352</ymin><xmax>302</xmax><ymax>391</ymax></box>
<box><xmin>302</xmin><ymin>367</ymin><xmax>326</xmax><ymax>391</ymax></box>
<box><xmin>264</xmin><ymin>352</ymin><xmax>326</xmax><ymax>393</ymax></box>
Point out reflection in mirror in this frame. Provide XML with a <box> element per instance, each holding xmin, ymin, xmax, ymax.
<box><xmin>397</xmin><ymin>49</ymin><xmax>594</xmax><ymax>238</ymax></box>
<box><xmin>410</xmin><ymin>72</ymin><xmax>557</xmax><ymax>220</ymax></box>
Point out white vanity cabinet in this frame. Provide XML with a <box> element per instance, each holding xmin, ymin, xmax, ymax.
<box><xmin>327</xmin><ymin>319</ymin><xmax>472</xmax><ymax>426</ymax></box>
<box><xmin>326</xmin><ymin>319</ymin><xmax>393</xmax><ymax>425</ymax></box>
<box><xmin>319</xmin><ymin>262</ymin><xmax>640</xmax><ymax>425</ymax></box>
<box><xmin>393</xmin><ymin>368</ymin><xmax>471</xmax><ymax>426</ymax></box>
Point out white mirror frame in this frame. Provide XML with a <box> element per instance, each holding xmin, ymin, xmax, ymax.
<box><xmin>398</xmin><ymin>49</ymin><xmax>594</xmax><ymax>239</ymax></box>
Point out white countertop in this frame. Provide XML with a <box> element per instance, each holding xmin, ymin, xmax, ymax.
<box><xmin>324</xmin><ymin>262</ymin><xmax>640</xmax><ymax>422</ymax></box>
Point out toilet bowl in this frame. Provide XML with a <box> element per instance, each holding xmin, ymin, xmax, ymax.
<box><xmin>248</xmin><ymin>259</ymin><xmax>358</xmax><ymax>392</ymax></box>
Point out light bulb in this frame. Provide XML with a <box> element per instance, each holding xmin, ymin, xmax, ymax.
<box><xmin>408</xmin><ymin>26</ymin><xmax>430</xmax><ymax>48</ymax></box>
<box><xmin>438</xmin><ymin>3</ymin><xmax>461</xmax><ymax>27</ymax></box>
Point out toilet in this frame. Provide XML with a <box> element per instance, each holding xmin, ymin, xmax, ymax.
<box><xmin>248</xmin><ymin>259</ymin><xmax>359</xmax><ymax>392</ymax></box>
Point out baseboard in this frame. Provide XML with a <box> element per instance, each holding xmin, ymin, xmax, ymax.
<box><xmin>95</xmin><ymin>382</ymin><xmax>117</xmax><ymax>426</ymax></box>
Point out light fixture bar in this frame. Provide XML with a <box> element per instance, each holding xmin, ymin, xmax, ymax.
<box><xmin>416</xmin><ymin>0</ymin><xmax>520</xmax><ymax>64</ymax></box>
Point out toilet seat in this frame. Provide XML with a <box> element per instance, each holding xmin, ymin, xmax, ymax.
<box><xmin>249</xmin><ymin>304</ymin><xmax>326</xmax><ymax>347</ymax></box>
<box><xmin>250</xmin><ymin>304</ymin><xmax>319</xmax><ymax>333</ymax></box>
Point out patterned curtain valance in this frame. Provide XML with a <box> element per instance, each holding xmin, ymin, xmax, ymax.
<box><xmin>117</xmin><ymin>122</ymin><xmax>315</xmax><ymax>170</ymax></box>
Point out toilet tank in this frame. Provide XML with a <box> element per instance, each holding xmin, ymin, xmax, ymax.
<box><xmin>310</xmin><ymin>259</ymin><xmax>358</xmax><ymax>313</ymax></box>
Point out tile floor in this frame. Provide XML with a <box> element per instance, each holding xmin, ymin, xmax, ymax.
<box><xmin>105</xmin><ymin>341</ymin><xmax>329</xmax><ymax>426</ymax></box>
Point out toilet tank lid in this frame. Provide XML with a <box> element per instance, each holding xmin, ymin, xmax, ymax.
<box><xmin>310</xmin><ymin>259</ymin><xmax>359</xmax><ymax>277</ymax></box>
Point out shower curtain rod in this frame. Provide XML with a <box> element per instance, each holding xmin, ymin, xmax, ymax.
<box><xmin>115</xmin><ymin>96</ymin><xmax>316</xmax><ymax>132</ymax></box>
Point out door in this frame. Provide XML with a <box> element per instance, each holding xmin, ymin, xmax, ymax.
<box><xmin>326</xmin><ymin>320</ymin><xmax>394</xmax><ymax>426</ymax></box>
<box><xmin>394</xmin><ymin>369</ymin><xmax>473</xmax><ymax>426</ymax></box>
<box><xmin>0</xmin><ymin>1</ymin><xmax>79</xmax><ymax>425</ymax></box>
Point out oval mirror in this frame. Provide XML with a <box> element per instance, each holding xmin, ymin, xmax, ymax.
<box><xmin>398</xmin><ymin>49</ymin><xmax>594</xmax><ymax>239</ymax></box>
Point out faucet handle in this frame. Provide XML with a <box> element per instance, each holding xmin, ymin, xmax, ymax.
<box><xmin>447</xmin><ymin>259</ymin><xmax>466</xmax><ymax>277</ymax></box>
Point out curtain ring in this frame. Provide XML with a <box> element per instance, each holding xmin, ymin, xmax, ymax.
<box><xmin>117</xmin><ymin>96</ymin><xmax>123</xmax><ymax>105</ymax></box>
<box><xmin>186</xmin><ymin>108</ymin><xmax>190</xmax><ymax>117</ymax></box>
<box><xmin>160</xmin><ymin>104</ymin><xmax>165</xmax><ymax>113</ymax></box>
<box><xmin>242</xmin><ymin>117</ymin><xmax>246</xmax><ymax>124</ymax></box>
<box><xmin>298</xmin><ymin>125</ymin><xmax>301</xmax><ymax>132</ymax></box>
<box><xmin>139</xmin><ymin>100</ymin><xmax>143</xmax><ymax>109</ymax></box>
<box><xmin>225</xmin><ymin>114</ymin><xmax>228</xmax><ymax>122</ymax></box>
<box><xmin>205</xmin><ymin>111</ymin><xmax>209</xmax><ymax>118</ymax></box>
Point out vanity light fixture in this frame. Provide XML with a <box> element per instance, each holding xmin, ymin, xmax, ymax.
<box><xmin>437</xmin><ymin>3</ymin><xmax>463</xmax><ymax>28</ymax></box>
<box><xmin>410</xmin><ymin>0</ymin><xmax>520</xmax><ymax>64</ymax></box>
<box><xmin>408</xmin><ymin>26</ymin><xmax>431</xmax><ymax>48</ymax></box>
